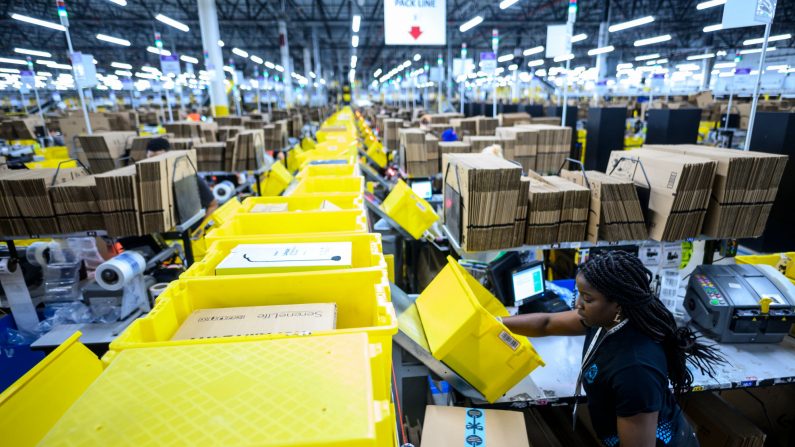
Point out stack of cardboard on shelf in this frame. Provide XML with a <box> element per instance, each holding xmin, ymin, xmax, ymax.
<box><xmin>543</xmin><ymin>175</ymin><xmax>590</xmax><ymax>242</ymax></box>
<box><xmin>426</xmin><ymin>113</ymin><xmax>463</xmax><ymax>124</ymax></box>
<box><xmin>512</xmin><ymin>177</ymin><xmax>530</xmax><ymax>247</ymax></box>
<box><xmin>607</xmin><ymin>148</ymin><xmax>717</xmax><ymax>241</ymax></box>
<box><xmin>58</xmin><ymin>113</ymin><xmax>112</xmax><ymax>151</ymax></box>
<box><xmin>561</xmin><ymin>170</ymin><xmax>647</xmax><ymax>242</ymax></box>
<box><xmin>425</xmin><ymin>133</ymin><xmax>440</xmax><ymax>169</ymax></box>
<box><xmin>216</xmin><ymin>116</ymin><xmax>245</xmax><ymax>127</ymax></box>
<box><xmin>464</xmin><ymin>136</ymin><xmax>503</xmax><ymax>154</ymax></box>
<box><xmin>498</xmin><ymin>113</ymin><xmax>532</xmax><ymax>127</ymax></box>
<box><xmin>217</xmin><ymin>126</ymin><xmax>244</xmax><ymax>143</ymax></box>
<box><xmin>383</xmin><ymin>118</ymin><xmax>403</xmax><ymax>150</ymax></box>
<box><xmin>95</xmin><ymin>166</ymin><xmax>140</xmax><ymax>236</ymax></box>
<box><xmin>245</xmin><ymin>120</ymin><xmax>267</xmax><ymax>131</ymax></box>
<box><xmin>169</xmin><ymin>138</ymin><xmax>201</xmax><ymax>151</ymax></box>
<box><xmin>262</xmin><ymin>125</ymin><xmax>283</xmax><ymax>151</ymax></box>
<box><xmin>442</xmin><ymin>153</ymin><xmax>522</xmax><ymax>251</ymax></box>
<box><xmin>129</xmin><ymin>135</ymin><xmax>172</xmax><ymax>163</ymax></box>
<box><xmin>50</xmin><ymin>175</ymin><xmax>103</xmax><ymax>233</ymax></box>
<box><xmin>226</xmin><ymin>130</ymin><xmax>265</xmax><ymax>171</ymax></box>
<box><xmin>475</xmin><ymin>117</ymin><xmax>498</xmax><ymax>136</ymax></box>
<box><xmin>524</xmin><ymin>175</ymin><xmax>563</xmax><ymax>245</ymax></box>
<box><xmin>165</xmin><ymin>122</ymin><xmax>204</xmax><ymax>140</ymax></box>
<box><xmin>0</xmin><ymin>118</ymin><xmax>39</xmax><ymax>140</ymax></box>
<box><xmin>531</xmin><ymin>117</ymin><xmax>561</xmax><ymax>125</ymax></box>
<box><xmin>646</xmin><ymin>144</ymin><xmax>788</xmax><ymax>239</ymax></box>
<box><xmin>78</xmin><ymin>131</ymin><xmax>137</xmax><ymax>173</ymax></box>
<box><xmin>399</xmin><ymin>129</ymin><xmax>433</xmax><ymax>177</ymax></box>
<box><xmin>450</xmin><ymin>117</ymin><xmax>478</xmax><ymax>138</ymax></box>
<box><xmin>496</xmin><ymin>127</ymin><xmax>538</xmax><ymax>173</ymax></box>
<box><xmin>136</xmin><ymin>149</ymin><xmax>198</xmax><ymax>233</ymax></box>
<box><xmin>0</xmin><ymin>168</ymin><xmax>86</xmax><ymax>236</ymax></box>
<box><xmin>195</xmin><ymin>142</ymin><xmax>226</xmax><ymax>172</ymax></box>
<box><xmin>438</xmin><ymin>142</ymin><xmax>472</xmax><ymax>164</ymax></box>
<box><xmin>518</xmin><ymin>125</ymin><xmax>571</xmax><ymax>174</ymax></box>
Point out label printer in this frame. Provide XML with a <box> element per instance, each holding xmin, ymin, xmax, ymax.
<box><xmin>685</xmin><ymin>264</ymin><xmax>795</xmax><ymax>343</ymax></box>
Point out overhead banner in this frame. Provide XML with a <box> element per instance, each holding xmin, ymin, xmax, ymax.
<box><xmin>722</xmin><ymin>0</ymin><xmax>777</xmax><ymax>30</ymax></box>
<box><xmin>384</xmin><ymin>0</ymin><xmax>446</xmax><ymax>46</ymax></box>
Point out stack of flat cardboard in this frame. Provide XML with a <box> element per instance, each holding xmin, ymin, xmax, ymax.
<box><xmin>273</xmin><ymin>119</ymin><xmax>290</xmax><ymax>147</ymax></box>
<box><xmin>543</xmin><ymin>175</ymin><xmax>590</xmax><ymax>242</ymax></box>
<box><xmin>425</xmin><ymin>133</ymin><xmax>440</xmax><ymax>162</ymax></box>
<box><xmin>438</xmin><ymin>142</ymin><xmax>472</xmax><ymax>165</ymax></box>
<box><xmin>450</xmin><ymin>117</ymin><xmax>478</xmax><ymax>138</ymax></box>
<box><xmin>383</xmin><ymin>118</ymin><xmax>403</xmax><ymax>150</ymax></box>
<box><xmin>647</xmin><ymin>144</ymin><xmax>788</xmax><ymax>239</ymax></box>
<box><xmin>0</xmin><ymin>118</ymin><xmax>39</xmax><ymax>140</ymax></box>
<box><xmin>290</xmin><ymin>114</ymin><xmax>303</xmax><ymax>138</ymax></box>
<box><xmin>216</xmin><ymin>116</ymin><xmax>245</xmax><ymax>127</ymax></box>
<box><xmin>262</xmin><ymin>125</ymin><xmax>283</xmax><ymax>151</ymax></box>
<box><xmin>512</xmin><ymin>177</ymin><xmax>530</xmax><ymax>247</ymax></box>
<box><xmin>607</xmin><ymin>148</ymin><xmax>717</xmax><ymax>241</ymax></box>
<box><xmin>531</xmin><ymin>117</ymin><xmax>561</xmax><ymax>125</ymax></box>
<box><xmin>428</xmin><ymin>123</ymin><xmax>453</xmax><ymax>136</ymax></box>
<box><xmin>50</xmin><ymin>175</ymin><xmax>103</xmax><ymax>233</ymax></box>
<box><xmin>443</xmin><ymin>153</ymin><xmax>522</xmax><ymax>251</ymax></box>
<box><xmin>496</xmin><ymin>127</ymin><xmax>538</xmax><ymax>173</ymax></box>
<box><xmin>164</xmin><ymin>122</ymin><xmax>204</xmax><ymax>140</ymax></box>
<box><xmin>426</xmin><ymin>113</ymin><xmax>463</xmax><ymax>124</ymax></box>
<box><xmin>518</xmin><ymin>124</ymin><xmax>571</xmax><ymax>174</ymax></box>
<box><xmin>524</xmin><ymin>175</ymin><xmax>563</xmax><ymax>245</ymax></box>
<box><xmin>129</xmin><ymin>135</ymin><xmax>172</xmax><ymax>163</ymax></box>
<box><xmin>58</xmin><ymin>113</ymin><xmax>112</xmax><ymax>151</ymax></box>
<box><xmin>561</xmin><ymin>170</ymin><xmax>647</xmax><ymax>242</ymax></box>
<box><xmin>136</xmin><ymin>149</ymin><xmax>198</xmax><ymax>233</ymax></box>
<box><xmin>169</xmin><ymin>138</ymin><xmax>201</xmax><ymax>151</ymax></box>
<box><xmin>78</xmin><ymin>131</ymin><xmax>137</xmax><ymax>173</ymax></box>
<box><xmin>244</xmin><ymin>120</ymin><xmax>267</xmax><ymax>130</ymax></box>
<box><xmin>475</xmin><ymin>117</ymin><xmax>499</xmax><ymax>136</ymax></box>
<box><xmin>464</xmin><ymin>136</ymin><xmax>503</xmax><ymax>154</ymax></box>
<box><xmin>271</xmin><ymin>110</ymin><xmax>289</xmax><ymax>122</ymax></box>
<box><xmin>683</xmin><ymin>392</ymin><xmax>766</xmax><ymax>447</ymax></box>
<box><xmin>0</xmin><ymin>168</ymin><xmax>85</xmax><ymax>236</ymax></box>
<box><xmin>217</xmin><ymin>126</ymin><xmax>244</xmax><ymax>143</ymax></box>
<box><xmin>195</xmin><ymin>142</ymin><xmax>226</xmax><ymax>172</ymax></box>
<box><xmin>226</xmin><ymin>130</ymin><xmax>265</xmax><ymax>171</ymax></box>
<box><xmin>499</xmin><ymin>113</ymin><xmax>532</xmax><ymax>127</ymax></box>
<box><xmin>95</xmin><ymin>166</ymin><xmax>140</xmax><ymax>236</ymax></box>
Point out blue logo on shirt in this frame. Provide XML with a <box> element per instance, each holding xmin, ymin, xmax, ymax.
<box><xmin>585</xmin><ymin>364</ymin><xmax>598</xmax><ymax>384</ymax></box>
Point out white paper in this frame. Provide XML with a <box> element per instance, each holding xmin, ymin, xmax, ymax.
<box><xmin>545</xmin><ymin>24</ymin><xmax>569</xmax><ymax>58</ymax></box>
<box><xmin>384</xmin><ymin>0</ymin><xmax>447</xmax><ymax>46</ymax></box>
<box><xmin>722</xmin><ymin>0</ymin><xmax>777</xmax><ymax>30</ymax></box>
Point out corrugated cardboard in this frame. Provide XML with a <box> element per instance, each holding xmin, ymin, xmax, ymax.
<box><xmin>171</xmin><ymin>304</ymin><xmax>337</xmax><ymax>340</ymax></box>
<box><xmin>421</xmin><ymin>406</ymin><xmax>530</xmax><ymax>447</ymax></box>
<box><xmin>136</xmin><ymin>149</ymin><xmax>198</xmax><ymax>233</ymax></box>
<box><xmin>215</xmin><ymin>242</ymin><xmax>353</xmax><ymax>275</ymax></box>
<box><xmin>50</xmin><ymin>175</ymin><xmax>104</xmax><ymax>233</ymax></box>
<box><xmin>78</xmin><ymin>131</ymin><xmax>137</xmax><ymax>173</ymax></box>
<box><xmin>94</xmin><ymin>165</ymin><xmax>141</xmax><ymax>237</ymax></box>
<box><xmin>683</xmin><ymin>392</ymin><xmax>766</xmax><ymax>447</ymax></box>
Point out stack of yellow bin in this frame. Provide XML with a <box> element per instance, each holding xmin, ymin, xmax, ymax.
<box><xmin>0</xmin><ymin>107</ymin><xmax>400</xmax><ymax>447</ymax></box>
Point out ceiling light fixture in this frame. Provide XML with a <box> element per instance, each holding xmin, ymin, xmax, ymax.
<box><xmin>96</xmin><ymin>33</ymin><xmax>131</xmax><ymax>46</ymax></box>
<box><xmin>635</xmin><ymin>53</ymin><xmax>660</xmax><ymax>61</ymax></box>
<box><xmin>352</xmin><ymin>15</ymin><xmax>361</xmax><ymax>33</ymax></box>
<box><xmin>352</xmin><ymin>35</ymin><xmax>359</xmax><ymax>48</ymax></box>
<box><xmin>155</xmin><ymin>14</ymin><xmax>189</xmax><ymax>32</ymax></box>
<box><xmin>703</xmin><ymin>24</ymin><xmax>723</xmax><ymax>32</ymax></box>
<box><xmin>696</xmin><ymin>0</ymin><xmax>726</xmax><ymax>10</ymax></box>
<box><xmin>460</xmin><ymin>16</ymin><xmax>483</xmax><ymax>33</ymax></box>
<box><xmin>499</xmin><ymin>0</ymin><xmax>520</xmax><ymax>9</ymax></box>
<box><xmin>231</xmin><ymin>48</ymin><xmax>249</xmax><ymax>58</ymax></box>
<box><xmin>588</xmin><ymin>45</ymin><xmax>615</xmax><ymax>56</ymax></box>
<box><xmin>571</xmin><ymin>34</ymin><xmax>587</xmax><ymax>43</ymax></box>
<box><xmin>739</xmin><ymin>47</ymin><xmax>776</xmax><ymax>55</ymax></box>
<box><xmin>497</xmin><ymin>54</ymin><xmax>514</xmax><ymax>63</ymax></box>
<box><xmin>0</xmin><ymin>57</ymin><xmax>28</xmax><ymax>66</ymax></box>
<box><xmin>743</xmin><ymin>33</ymin><xmax>792</xmax><ymax>46</ymax></box>
<box><xmin>523</xmin><ymin>46</ymin><xmax>544</xmax><ymax>56</ymax></box>
<box><xmin>608</xmin><ymin>16</ymin><xmax>654</xmax><ymax>33</ymax></box>
<box><xmin>634</xmin><ymin>34</ymin><xmax>672</xmax><ymax>46</ymax></box>
<box><xmin>527</xmin><ymin>59</ymin><xmax>544</xmax><ymax>67</ymax></box>
<box><xmin>181</xmin><ymin>55</ymin><xmax>199</xmax><ymax>64</ymax></box>
<box><xmin>14</xmin><ymin>48</ymin><xmax>51</xmax><ymax>58</ymax></box>
<box><xmin>687</xmin><ymin>53</ymin><xmax>715</xmax><ymax>60</ymax></box>
<box><xmin>111</xmin><ymin>62</ymin><xmax>132</xmax><ymax>69</ymax></box>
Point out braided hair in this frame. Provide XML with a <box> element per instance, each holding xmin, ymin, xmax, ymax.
<box><xmin>579</xmin><ymin>250</ymin><xmax>725</xmax><ymax>395</ymax></box>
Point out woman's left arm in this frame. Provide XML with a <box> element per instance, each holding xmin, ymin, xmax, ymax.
<box><xmin>617</xmin><ymin>412</ymin><xmax>658</xmax><ymax>447</ymax></box>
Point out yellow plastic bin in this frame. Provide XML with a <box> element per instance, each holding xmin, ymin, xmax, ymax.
<box><xmin>109</xmin><ymin>269</ymin><xmax>396</xmax><ymax>379</ymax></box>
<box><xmin>415</xmin><ymin>256</ymin><xmax>545</xmax><ymax>403</ymax></box>
<box><xmin>290</xmin><ymin>175</ymin><xmax>364</xmax><ymax>196</ymax></box>
<box><xmin>41</xmin><ymin>334</ymin><xmax>395</xmax><ymax>447</ymax></box>
<box><xmin>240</xmin><ymin>194</ymin><xmax>363</xmax><ymax>213</ymax></box>
<box><xmin>205</xmin><ymin>209</ymin><xmax>368</xmax><ymax>244</ymax></box>
<box><xmin>381</xmin><ymin>180</ymin><xmax>439</xmax><ymax>239</ymax></box>
<box><xmin>259</xmin><ymin>161</ymin><xmax>294</xmax><ymax>196</ymax></box>
<box><xmin>736</xmin><ymin>252</ymin><xmax>795</xmax><ymax>285</ymax></box>
<box><xmin>182</xmin><ymin>232</ymin><xmax>386</xmax><ymax>279</ymax></box>
<box><xmin>297</xmin><ymin>163</ymin><xmax>360</xmax><ymax>179</ymax></box>
<box><xmin>0</xmin><ymin>332</ymin><xmax>103</xmax><ymax>447</ymax></box>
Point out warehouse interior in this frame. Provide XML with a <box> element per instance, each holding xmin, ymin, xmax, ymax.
<box><xmin>1</xmin><ymin>0</ymin><xmax>795</xmax><ymax>446</ymax></box>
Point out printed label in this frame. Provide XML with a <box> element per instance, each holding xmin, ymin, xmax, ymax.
<box><xmin>465</xmin><ymin>408</ymin><xmax>485</xmax><ymax>446</ymax></box>
<box><xmin>728</xmin><ymin>283</ymin><xmax>741</xmax><ymax>289</ymax></box>
<box><xmin>667</xmin><ymin>171</ymin><xmax>677</xmax><ymax>189</ymax></box>
<box><xmin>498</xmin><ymin>330</ymin><xmax>520</xmax><ymax>351</ymax></box>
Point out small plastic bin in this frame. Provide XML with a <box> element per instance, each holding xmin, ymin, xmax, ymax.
<box><xmin>259</xmin><ymin>161</ymin><xmax>294</xmax><ymax>196</ymax></box>
<box><xmin>240</xmin><ymin>194</ymin><xmax>363</xmax><ymax>213</ymax></box>
<box><xmin>40</xmin><ymin>333</ymin><xmax>395</xmax><ymax>447</ymax></box>
<box><xmin>381</xmin><ymin>180</ymin><xmax>439</xmax><ymax>239</ymax></box>
<box><xmin>297</xmin><ymin>163</ymin><xmax>360</xmax><ymax>179</ymax></box>
<box><xmin>109</xmin><ymin>269</ymin><xmax>395</xmax><ymax>361</ymax></box>
<box><xmin>182</xmin><ymin>232</ymin><xmax>386</xmax><ymax>279</ymax></box>
<box><xmin>0</xmin><ymin>332</ymin><xmax>103</xmax><ymax>446</ymax></box>
<box><xmin>415</xmin><ymin>256</ymin><xmax>545</xmax><ymax>403</ymax></box>
<box><xmin>290</xmin><ymin>175</ymin><xmax>364</xmax><ymax>196</ymax></box>
<box><xmin>204</xmin><ymin>209</ymin><xmax>368</xmax><ymax>244</ymax></box>
<box><xmin>736</xmin><ymin>252</ymin><xmax>795</xmax><ymax>285</ymax></box>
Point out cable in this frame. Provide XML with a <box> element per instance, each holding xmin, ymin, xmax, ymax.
<box><xmin>741</xmin><ymin>389</ymin><xmax>774</xmax><ymax>433</ymax></box>
<box><xmin>391</xmin><ymin>364</ymin><xmax>408</xmax><ymax>445</ymax></box>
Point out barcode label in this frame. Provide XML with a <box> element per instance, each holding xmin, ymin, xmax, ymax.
<box><xmin>499</xmin><ymin>331</ymin><xmax>520</xmax><ymax>351</ymax></box>
<box><xmin>661</xmin><ymin>288</ymin><xmax>678</xmax><ymax>297</ymax></box>
<box><xmin>664</xmin><ymin>277</ymin><xmax>679</xmax><ymax>288</ymax></box>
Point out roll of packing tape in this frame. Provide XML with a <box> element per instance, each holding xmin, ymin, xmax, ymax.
<box><xmin>25</xmin><ymin>241</ymin><xmax>54</xmax><ymax>267</ymax></box>
<box><xmin>213</xmin><ymin>180</ymin><xmax>235</xmax><ymax>202</ymax></box>
<box><xmin>96</xmin><ymin>251</ymin><xmax>146</xmax><ymax>291</ymax></box>
<box><xmin>149</xmin><ymin>282</ymin><xmax>170</xmax><ymax>300</ymax></box>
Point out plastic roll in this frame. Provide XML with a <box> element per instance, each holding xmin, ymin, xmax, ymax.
<box><xmin>25</xmin><ymin>241</ymin><xmax>54</xmax><ymax>267</ymax></box>
<box><xmin>213</xmin><ymin>180</ymin><xmax>235</xmax><ymax>202</ymax></box>
<box><xmin>96</xmin><ymin>251</ymin><xmax>146</xmax><ymax>291</ymax></box>
<box><xmin>149</xmin><ymin>282</ymin><xmax>170</xmax><ymax>300</ymax></box>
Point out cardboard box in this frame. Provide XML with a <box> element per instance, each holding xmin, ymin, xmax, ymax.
<box><xmin>683</xmin><ymin>392</ymin><xmax>766</xmax><ymax>447</ymax></box>
<box><xmin>78</xmin><ymin>131</ymin><xmax>138</xmax><ymax>174</ymax></box>
<box><xmin>498</xmin><ymin>112</ymin><xmax>532</xmax><ymax>127</ymax></box>
<box><xmin>171</xmin><ymin>303</ymin><xmax>337</xmax><ymax>340</ymax></box>
<box><xmin>421</xmin><ymin>406</ymin><xmax>530</xmax><ymax>447</ymax></box>
<box><xmin>215</xmin><ymin>242</ymin><xmax>353</xmax><ymax>275</ymax></box>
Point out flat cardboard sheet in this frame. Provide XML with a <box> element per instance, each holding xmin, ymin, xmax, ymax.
<box><xmin>215</xmin><ymin>242</ymin><xmax>353</xmax><ymax>275</ymax></box>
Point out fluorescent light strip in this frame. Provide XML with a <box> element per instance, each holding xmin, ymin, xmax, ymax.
<box><xmin>508</xmin><ymin>64</ymin><xmax>518</xmax><ymax>71</ymax></box>
<box><xmin>10</xmin><ymin>13</ymin><xmax>66</xmax><ymax>31</ymax></box>
<box><xmin>264</xmin><ymin>61</ymin><xmax>275</xmax><ymax>69</ymax></box>
<box><xmin>554</xmin><ymin>53</ymin><xmax>574</xmax><ymax>63</ymax></box>
<box><xmin>635</xmin><ymin>53</ymin><xmax>660</xmax><ymax>61</ymax></box>
<box><xmin>14</xmin><ymin>48</ymin><xmax>51</xmax><ymax>58</ymax></box>
<box><xmin>155</xmin><ymin>14</ymin><xmax>189</xmax><ymax>32</ymax></box>
<box><xmin>617</xmin><ymin>63</ymin><xmax>633</xmax><ymax>70</ymax></box>
<box><xmin>588</xmin><ymin>45</ymin><xmax>615</xmax><ymax>56</ymax></box>
<box><xmin>0</xmin><ymin>68</ymin><xmax>20</xmax><ymax>74</ymax></box>
<box><xmin>460</xmin><ymin>16</ymin><xmax>483</xmax><ymax>33</ymax></box>
<box><xmin>413</xmin><ymin>54</ymin><xmax>421</xmax><ymax>61</ymax></box>
<box><xmin>608</xmin><ymin>16</ymin><xmax>654</xmax><ymax>33</ymax></box>
<box><xmin>146</xmin><ymin>47</ymin><xmax>171</xmax><ymax>56</ymax></box>
<box><xmin>352</xmin><ymin>35</ymin><xmax>359</xmax><ymax>48</ymax></box>
<box><xmin>352</xmin><ymin>15</ymin><xmax>361</xmax><ymax>33</ymax></box>
<box><xmin>634</xmin><ymin>34</ymin><xmax>671</xmax><ymax>46</ymax></box>
<box><xmin>351</xmin><ymin>56</ymin><xmax>358</xmax><ymax>69</ymax></box>
<box><xmin>499</xmin><ymin>0</ymin><xmax>520</xmax><ymax>9</ymax></box>
<box><xmin>767</xmin><ymin>65</ymin><xmax>788</xmax><ymax>71</ymax></box>
<box><xmin>703</xmin><ymin>24</ymin><xmax>722</xmax><ymax>32</ymax></box>
<box><xmin>275</xmin><ymin>65</ymin><xmax>284</xmax><ymax>72</ymax></box>
<box><xmin>111</xmin><ymin>62</ymin><xmax>132</xmax><ymax>69</ymax></box>
<box><xmin>107</xmin><ymin>0</ymin><xmax>128</xmax><ymax>5</ymax></box>
<box><xmin>527</xmin><ymin>59</ymin><xmax>544</xmax><ymax>67</ymax></box>
<box><xmin>96</xmin><ymin>33</ymin><xmax>131</xmax><ymax>46</ymax></box>
<box><xmin>696</xmin><ymin>0</ymin><xmax>726</xmax><ymax>10</ymax></box>
<box><xmin>373</xmin><ymin>69</ymin><xmax>382</xmax><ymax>77</ymax></box>
<box><xmin>232</xmin><ymin>48</ymin><xmax>248</xmax><ymax>58</ymax></box>
<box><xmin>687</xmin><ymin>53</ymin><xmax>715</xmax><ymax>60</ymax></box>
<box><xmin>249</xmin><ymin>55</ymin><xmax>263</xmax><ymax>64</ymax></box>
<box><xmin>181</xmin><ymin>55</ymin><xmax>199</xmax><ymax>64</ymax></box>
<box><xmin>497</xmin><ymin>54</ymin><xmax>514</xmax><ymax>63</ymax></box>
<box><xmin>571</xmin><ymin>33</ymin><xmax>587</xmax><ymax>43</ymax></box>
<box><xmin>523</xmin><ymin>46</ymin><xmax>544</xmax><ymax>56</ymax></box>
<box><xmin>714</xmin><ymin>62</ymin><xmax>736</xmax><ymax>69</ymax></box>
<box><xmin>739</xmin><ymin>47</ymin><xmax>776</xmax><ymax>55</ymax></box>
<box><xmin>115</xmin><ymin>70</ymin><xmax>133</xmax><ymax>76</ymax></box>
<box><xmin>0</xmin><ymin>57</ymin><xmax>28</xmax><ymax>66</ymax></box>
<box><xmin>743</xmin><ymin>33</ymin><xmax>791</xmax><ymax>46</ymax></box>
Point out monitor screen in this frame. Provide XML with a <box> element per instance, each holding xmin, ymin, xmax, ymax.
<box><xmin>410</xmin><ymin>180</ymin><xmax>433</xmax><ymax>200</ymax></box>
<box><xmin>512</xmin><ymin>263</ymin><xmax>545</xmax><ymax>305</ymax></box>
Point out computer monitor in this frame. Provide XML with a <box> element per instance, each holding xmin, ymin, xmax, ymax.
<box><xmin>409</xmin><ymin>179</ymin><xmax>433</xmax><ymax>200</ymax></box>
<box><xmin>511</xmin><ymin>261</ymin><xmax>546</xmax><ymax>306</ymax></box>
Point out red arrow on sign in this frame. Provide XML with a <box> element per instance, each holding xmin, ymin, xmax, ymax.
<box><xmin>409</xmin><ymin>26</ymin><xmax>423</xmax><ymax>40</ymax></box>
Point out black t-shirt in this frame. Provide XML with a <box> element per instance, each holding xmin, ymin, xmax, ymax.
<box><xmin>197</xmin><ymin>177</ymin><xmax>215</xmax><ymax>210</ymax></box>
<box><xmin>581</xmin><ymin>323</ymin><xmax>697</xmax><ymax>446</ymax></box>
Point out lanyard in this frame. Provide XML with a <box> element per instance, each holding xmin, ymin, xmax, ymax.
<box><xmin>572</xmin><ymin>319</ymin><xmax>629</xmax><ymax>430</ymax></box>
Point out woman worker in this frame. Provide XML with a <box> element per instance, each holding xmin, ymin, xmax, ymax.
<box><xmin>502</xmin><ymin>251</ymin><xmax>724</xmax><ymax>447</ymax></box>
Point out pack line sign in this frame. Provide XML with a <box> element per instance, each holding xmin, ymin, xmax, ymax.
<box><xmin>479</xmin><ymin>52</ymin><xmax>497</xmax><ymax>75</ymax></box>
<box><xmin>71</xmin><ymin>52</ymin><xmax>98</xmax><ymax>88</ymax></box>
<box><xmin>722</xmin><ymin>0</ymin><xmax>777</xmax><ymax>30</ymax></box>
<box><xmin>384</xmin><ymin>0</ymin><xmax>446</xmax><ymax>46</ymax></box>
<box><xmin>160</xmin><ymin>54</ymin><xmax>181</xmax><ymax>77</ymax></box>
<box><xmin>20</xmin><ymin>70</ymin><xmax>36</xmax><ymax>89</ymax></box>
<box><xmin>453</xmin><ymin>58</ymin><xmax>475</xmax><ymax>77</ymax></box>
